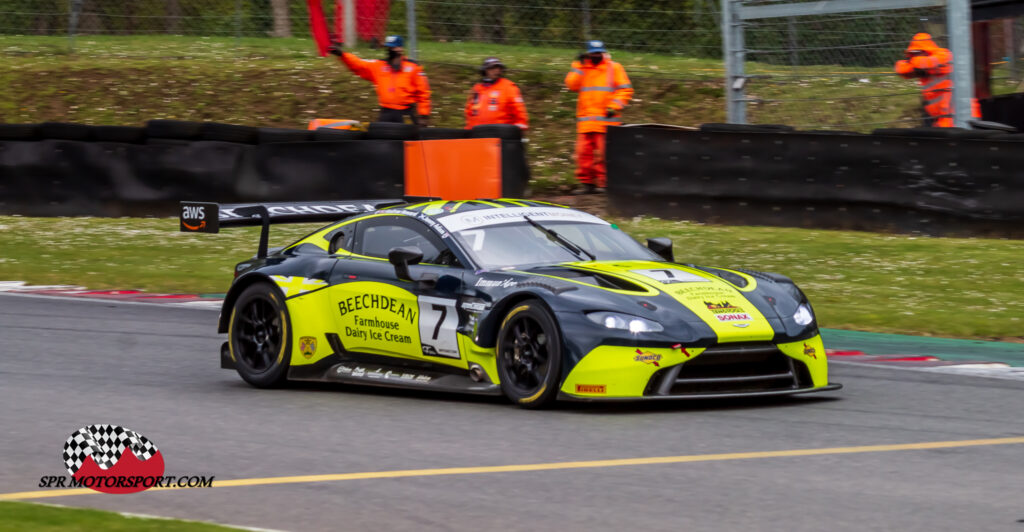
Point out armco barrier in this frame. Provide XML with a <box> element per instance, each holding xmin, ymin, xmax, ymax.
<box><xmin>606</xmin><ymin>125</ymin><xmax>1024</xmax><ymax>238</ymax></box>
<box><xmin>0</xmin><ymin>122</ymin><xmax>529</xmax><ymax>217</ymax></box>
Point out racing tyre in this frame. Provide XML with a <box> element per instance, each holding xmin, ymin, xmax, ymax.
<box><xmin>257</xmin><ymin>127</ymin><xmax>313</xmax><ymax>144</ymax></box>
<box><xmin>366</xmin><ymin>121</ymin><xmax>418</xmax><ymax>140</ymax></box>
<box><xmin>93</xmin><ymin>125</ymin><xmax>147</xmax><ymax>143</ymax></box>
<box><xmin>146</xmin><ymin>119</ymin><xmax>204</xmax><ymax>140</ymax></box>
<box><xmin>39</xmin><ymin>122</ymin><xmax>93</xmax><ymax>141</ymax></box>
<box><xmin>495</xmin><ymin>300</ymin><xmax>562</xmax><ymax>408</ymax></box>
<box><xmin>201</xmin><ymin>122</ymin><xmax>259</xmax><ymax>144</ymax></box>
<box><xmin>470</xmin><ymin>124</ymin><xmax>522</xmax><ymax>140</ymax></box>
<box><xmin>0</xmin><ymin>123</ymin><xmax>39</xmax><ymax>140</ymax></box>
<box><xmin>229</xmin><ymin>282</ymin><xmax>292</xmax><ymax>388</ymax></box>
<box><xmin>699</xmin><ymin>123</ymin><xmax>794</xmax><ymax>133</ymax></box>
<box><xmin>312</xmin><ymin>128</ymin><xmax>365</xmax><ymax>141</ymax></box>
<box><xmin>419</xmin><ymin>127</ymin><xmax>470</xmax><ymax>140</ymax></box>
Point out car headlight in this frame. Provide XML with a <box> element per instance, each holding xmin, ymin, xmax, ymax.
<box><xmin>793</xmin><ymin>304</ymin><xmax>814</xmax><ymax>326</ymax></box>
<box><xmin>586</xmin><ymin>311</ymin><xmax>664</xmax><ymax>333</ymax></box>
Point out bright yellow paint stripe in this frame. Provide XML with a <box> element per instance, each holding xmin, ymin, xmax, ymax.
<box><xmin>4</xmin><ymin>436</ymin><xmax>1022</xmax><ymax>501</ymax></box>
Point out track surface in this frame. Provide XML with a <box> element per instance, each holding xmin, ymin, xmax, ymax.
<box><xmin>2</xmin><ymin>294</ymin><xmax>1023</xmax><ymax>531</ymax></box>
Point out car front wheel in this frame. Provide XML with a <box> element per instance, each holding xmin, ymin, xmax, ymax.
<box><xmin>495</xmin><ymin>300</ymin><xmax>563</xmax><ymax>408</ymax></box>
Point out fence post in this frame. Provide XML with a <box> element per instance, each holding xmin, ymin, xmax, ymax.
<box><xmin>722</xmin><ymin>0</ymin><xmax>746</xmax><ymax>124</ymax></box>
<box><xmin>68</xmin><ymin>0</ymin><xmax>83</xmax><ymax>53</ymax></box>
<box><xmin>406</xmin><ymin>0</ymin><xmax>418</xmax><ymax>60</ymax></box>
<box><xmin>582</xmin><ymin>0</ymin><xmax>591</xmax><ymax>40</ymax></box>
<box><xmin>234</xmin><ymin>0</ymin><xmax>242</xmax><ymax>46</ymax></box>
<box><xmin>343</xmin><ymin>0</ymin><xmax>356</xmax><ymax>48</ymax></box>
<box><xmin>946</xmin><ymin>0</ymin><xmax>974</xmax><ymax>128</ymax></box>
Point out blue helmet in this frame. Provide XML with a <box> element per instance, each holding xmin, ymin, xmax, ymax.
<box><xmin>383</xmin><ymin>35</ymin><xmax>404</xmax><ymax>48</ymax></box>
<box><xmin>586</xmin><ymin>40</ymin><xmax>607</xmax><ymax>53</ymax></box>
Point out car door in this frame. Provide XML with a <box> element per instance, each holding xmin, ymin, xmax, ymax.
<box><xmin>327</xmin><ymin>215</ymin><xmax>465</xmax><ymax>367</ymax></box>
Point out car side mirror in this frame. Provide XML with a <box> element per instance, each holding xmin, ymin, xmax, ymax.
<box><xmin>647</xmin><ymin>237</ymin><xmax>674</xmax><ymax>262</ymax></box>
<box><xmin>388</xmin><ymin>246</ymin><xmax>423</xmax><ymax>281</ymax></box>
<box><xmin>328</xmin><ymin>231</ymin><xmax>346</xmax><ymax>254</ymax></box>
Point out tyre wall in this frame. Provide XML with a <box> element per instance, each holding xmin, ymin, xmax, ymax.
<box><xmin>0</xmin><ymin>121</ymin><xmax>528</xmax><ymax>217</ymax></box>
<box><xmin>606</xmin><ymin>125</ymin><xmax>1024</xmax><ymax>238</ymax></box>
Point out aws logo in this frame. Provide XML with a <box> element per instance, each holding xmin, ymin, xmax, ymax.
<box><xmin>181</xmin><ymin>205</ymin><xmax>206</xmax><ymax>231</ymax></box>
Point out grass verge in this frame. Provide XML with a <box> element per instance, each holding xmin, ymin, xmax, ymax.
<box><xmin>1</xmin><ymin>215</ymin><xmax>1021</xmax><ymax>340</ymax></box>
<box><xmin>0</xmin><ymin>501</ymin><xmax>241</xmax><ymax>531</ymax></box>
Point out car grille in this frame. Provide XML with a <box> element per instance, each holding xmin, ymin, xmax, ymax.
<box><xmin>645</xmin><ymin>343</ymin><xmax>813</xmax><ymax>396</ymax></box>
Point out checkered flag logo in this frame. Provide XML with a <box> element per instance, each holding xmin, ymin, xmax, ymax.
<box><xmin>63</xmin><ymin>424</ymin><xmax>159</xmax><ymax>475</ymax></box>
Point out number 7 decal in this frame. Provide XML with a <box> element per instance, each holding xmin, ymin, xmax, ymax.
<box><xmin>418</xmin><ymin>297</ymin><xmax>460</xmax><ymax>358</ymax></box>
<box><xmin>430</xmin><ymin>304</ymin><xmax>447</xmax><ymax>340</ymax></box>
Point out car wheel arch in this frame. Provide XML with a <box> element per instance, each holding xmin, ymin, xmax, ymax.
<box><xmin>218</xmin><ymin>272</ymin><xmax>278</xmax><ymax>333</ymax></box>
<box><xmin>476</xmin><ymin>290</ymin><xmax>558</xmax><ymax>348</ymax></box>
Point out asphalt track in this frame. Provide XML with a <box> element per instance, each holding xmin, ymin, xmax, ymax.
<box><xmin>2</xmin><ymin>293</ymin><xmax>1023</xmax><ymax>531</ymax></box>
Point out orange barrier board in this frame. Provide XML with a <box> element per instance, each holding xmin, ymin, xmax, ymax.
<box><xmin>404</xmin><ymin>138</ymin><xmax>502</xmax><ymax>200</ymax></box>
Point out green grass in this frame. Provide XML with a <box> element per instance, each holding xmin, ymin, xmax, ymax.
<box><xmin>1</xmin><ymin>216</ymin><xmax>1021</xmax><ymax>340</ymax></box>
<box><xmin>5</xmin><ymin>34</ymin><xmax>999</xmax><ymax>189</ymax></box>
<box><xmin>0</xmin><ymin>501</ymin><xmax>240</xmax><ymax>531</ymax></box>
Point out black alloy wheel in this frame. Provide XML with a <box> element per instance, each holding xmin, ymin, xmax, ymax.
<box><xmin>495</xmin><ymin>300</ymin><xmax>562</xmax><ymax>408</ymax></box>
<box><xmin>229</xmin><ymin>282</ymin><xmax>291</xmax><ymax>388</ymax></box>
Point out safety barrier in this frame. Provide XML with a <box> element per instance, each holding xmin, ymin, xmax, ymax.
<box><xmin>0</xmin><ymin>121</ymin><xmax>528</xmax><ymax>217</ymax></box>
<box><xmin>606</xmin><ymin>125</ymin><xmax>1024</xmax><ymax>238</ymax></box>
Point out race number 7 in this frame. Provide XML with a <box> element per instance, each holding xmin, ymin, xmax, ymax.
<box><xmin>417</xmin><ymin>297</ymin><xmax>459</xmax><ymax>358</ymax></box>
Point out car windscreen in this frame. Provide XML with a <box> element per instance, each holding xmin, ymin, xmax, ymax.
<box><xmin>452</xmin><ymin>221</ymin><xmax>664</xmax><ymax>269</ymax></box>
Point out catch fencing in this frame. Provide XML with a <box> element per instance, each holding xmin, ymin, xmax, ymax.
<box><xmin>1</xmin><ymin>1</ymin><xmax>1021</xmax><ymax>130</ymax></box>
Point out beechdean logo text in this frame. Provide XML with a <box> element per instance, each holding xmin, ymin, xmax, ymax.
<box><xmin>38</xmin><ymin>424</ymin><xmax>214</xmax><ymax>494</ymax></box>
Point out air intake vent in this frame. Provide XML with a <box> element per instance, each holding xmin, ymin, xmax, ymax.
<box><xmin>531</xmin><ymin>268</ymin><xmax>648</xmax><ymax>292</ymax></box>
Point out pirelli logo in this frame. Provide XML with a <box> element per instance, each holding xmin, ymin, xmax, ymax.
<box><xmin>575</xmin><ymin>384</ymin><xmax>607</xmax><ymax>394</ymax></box>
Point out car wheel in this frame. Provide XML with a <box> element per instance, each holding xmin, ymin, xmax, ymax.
<box><xmin>495</xmin><ymin>300</ymin><xmax>562</xmax><ymax>408</ymax></box>
<box><xmin>228</xmin><ymin>282</ymin><xmax>291</xmax><ymax>388</ymax></box>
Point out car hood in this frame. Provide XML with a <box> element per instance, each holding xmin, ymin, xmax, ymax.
<box><xmin>520</xmin><ymin>260</ymin><xmax>777</xmax><ymax>343</ymax></box>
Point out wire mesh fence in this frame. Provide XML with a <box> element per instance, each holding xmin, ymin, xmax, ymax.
<box><xmin>1</xmin><ymin>1</ymin><xmax>1021</xmax><ymax>130</ymax></box>
<box><xmin>738</xmin><ymin>1</ymin><xmax>950</xmax><ymax>130</ymax></box>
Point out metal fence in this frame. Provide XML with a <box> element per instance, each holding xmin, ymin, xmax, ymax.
<box><xmin>733</xmin><ymin>1</ymin><xmax>951</xmax><ymax>130</ymax></box>
<box><xmin>1</xmin><ymin>1</ymin><xmax>1021</xmax><ymax>130</ymax></box>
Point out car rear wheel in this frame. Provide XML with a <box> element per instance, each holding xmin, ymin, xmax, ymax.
<box><xmin>229</xmin><ymin>282</ymin><xmax>291</xmax><ymax>388</ymax></box>
<box><xmin>496</xmin><ymin>300</ymin><xmax>562</xmax><ymax>408</ymax></box>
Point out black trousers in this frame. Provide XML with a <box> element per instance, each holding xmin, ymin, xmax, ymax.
<box><xmin>379</xmin><ymin>107</ymin><xmax>419</xmax><ymax>125</ymax></box>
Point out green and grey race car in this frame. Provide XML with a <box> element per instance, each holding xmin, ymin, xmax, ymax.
<box><xmin>181</xmin><ymin>198</ymin><xmax>841</xmax><ymax>408</ymax></box>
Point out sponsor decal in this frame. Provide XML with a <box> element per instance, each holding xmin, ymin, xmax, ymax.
<box><xmin>180</xmin><ymin>204</ymin><xmax>206</xmax><ymax>231</ymax></box>
<box><xmin>37</xmin><ymin>425</ymin><xmax>214</xmax><ymax>494</ymax></box>
<box><xmin>299</xmin><ymin>336</ymin><xmax>317</xmax><ymax>359</ymax></box>
<box><xmin>671</xmin><ymin>344</ymin><xmax>693</xmax><ymax>358</ymax></box>
<box><xmin>438</xmin><ymin>207</ymin><xmax>608</xmax><ymax>233</ymax></box>
<box><xmin>474</xmin><ymin>277</ymin><xmax>517</xmax><ymax>289</ymax></box>
<box><xmin>334</xmin><ymin>365</ymin><xmax>433</xmax><ymax>383</ymax></box>
<box><xmin>705</xmin><ymin>300</ymin><xmax>752</xmax><ymax>322</ymax></box>
<box><xmin>575</xmin><ymin>384</ymin><xmax>607</xmax><ymax>394</ymax></box>
<box><xmin>631</xmin><ymin>269</ymin><xmax>710</xmax><ymax>284</ymax></box>
<box><xmin>338</xmin><ymin>293</ymin><xmax>417</xmax><ymax>324</ymax></box>
<box><xmin>803</xmin><ymin>342</ymin><xmax>817</xmax><ymax>359</ymax></box>
<box><xmin>732</xmin><ymin>323</ymin><xmax>750</xmax><ymax>328</ymax></box>
<box><xmin>634</xmin><ymin>349</ymin><xmax>662</xmax><ymax>366</ymax></box>
<box><xmin>460</xmin><ymin>300</ymin><xmax>489</xmax><ymax>312</ymax></box>
<box><xmin>219</xmin><ymin>203</ymin><xmax>377</xmax><ymax>220</ymax></box>
<box><xmin>269</xmin><ymin>275</ymin><xmax>328</xmax><ymax>297</ymax></box>
<box><xmin>336</xmin><ymin>283</ymin><xmax>425</xmax><ymax>358</ymax></box>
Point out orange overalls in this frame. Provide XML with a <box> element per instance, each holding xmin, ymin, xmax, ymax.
<box><xmin>894</xmin><ymin>33</ymin><xmax>979</xmax><ymax>128</ymax></box>
<box><xmin>464</xmin><ymin>77</ymin><xmax>529</xmax><ymax>130</ymax></box>
<box><xmin>565</xmin><ymin>57</ymin><xmax>633</xmax><ymax>186</ymax></box>
<box><xmin>338</xmin><ymin>52</ymin><xmax>431</xmax><ymax>118</ymax></box>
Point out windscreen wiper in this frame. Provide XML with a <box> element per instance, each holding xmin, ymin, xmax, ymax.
<box><xmin>523</xmin><ymin>216</ymin><xmax>596</xmax><ymax>261</ymax></box>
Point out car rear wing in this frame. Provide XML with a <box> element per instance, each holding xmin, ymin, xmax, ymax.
<box><xmin>179</xmin><ymin>199</ymin><xmax>411</xmax><ymax>258</ymax></box>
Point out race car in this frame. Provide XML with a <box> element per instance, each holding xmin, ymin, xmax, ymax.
<box><xmin>181</xmin><ymin>198</ymin><xmax>841</xmax><ymax>408</ymax></box>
